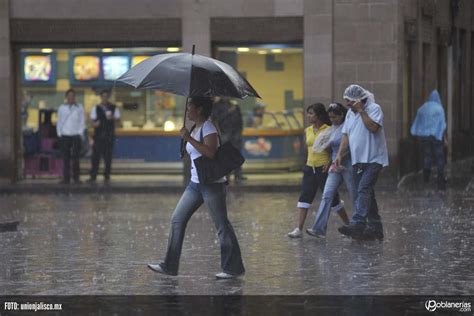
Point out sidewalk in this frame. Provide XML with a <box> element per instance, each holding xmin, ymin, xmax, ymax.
<box><xmin>0</xmin><ymin>173</ymin><xmax>305</xmax><ymax>194</ymax></box>
<box><xmin>4</xmin><ymin>156</ymin><xmax>472</xmax><ymax>194</ymax></box>
<box><xmin>0</xmin><ymin>170</ymin><xmax>401</xmax><ymax>194</ymax></box>
<box><xmin>397</xmin><ymin>156</ymin><xmax>474</xmax><ymax>191</ymax></box>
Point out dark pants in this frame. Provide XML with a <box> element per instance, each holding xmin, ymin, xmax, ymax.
<box><xmin>231</xmin><ymin>138</ymin><xmax>243</xmax><ymax>179</ymax></box>
<box><xmin>163</xmin><ymin>182</ymin><xmax>245</xmax><ymax>275</ymax></box>
<box><xmin>297</xmin><ymin>165</ymin><xmax>340</xmax><ymax>209</ymax></box>
<box><xmin>61</xmin><ymin>135</ymin><xmax>81</xmax><ymax>182</ymax></box>
<box><xmin>421</xmin><ymin>136</ymin><xmax>445</xmax><ymax>184</ymax></box>
<box><xmin>351</xmin><ymin>163</ymin><xmax>383</xmax><ymax>233</ymax></box>
<box><xmin>90</xmin><ymin>137</ymin><xmax>114</xmax><ymax>180</ymax></box>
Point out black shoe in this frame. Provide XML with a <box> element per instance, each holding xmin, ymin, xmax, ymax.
<box><xmin>86</xmin><ymin>178</ymin><xmax>96</xmax><ymax>184</ymax></box>
<box><xmin>73</xmin><ymin>179</ymin><xmax>82</xmax><ymax>185</ymax></box>
<box><xmin>104</xmin><ymin>177</ymin><xmax>111</xmax><ymax>184</ymax></box>
<box><xmin>361</xmin><ymin>228</ymin><xmax>384</xmax><ymax>241</ymax></box>
<box><xmin>338</xmin><ymin>224</ymin><xmax>365</xmax><ymax>240</ymax></box>
<box><xmin>58</xmin><ymin>179</ymin><xmax>70</xmax><ymax>185</ymax></box>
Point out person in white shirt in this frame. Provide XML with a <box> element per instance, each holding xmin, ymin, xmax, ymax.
<box><xmin>147</xmin><ymin>96</ymin><xmax>245</xmax><ymax>279</ymax></box>
<box><xmin>334</xmin><ymin>84</ymin><xmax>389</xmax><ymax>241</ymax></box>
<box><xmin>56</xmin><ymin>89</ymin><xmax>85</xmax><ymax>184</ymax></box>
<box><xmin>87</xmin><ymin>89</ymin><xmax>120</xmax><ymax>183</ymax></box>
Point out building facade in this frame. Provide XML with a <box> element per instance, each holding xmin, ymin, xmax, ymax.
<box><xmin>0</xmin><ymin>0</ymin><xmax>473</xmax><ymax>180</ymax></box>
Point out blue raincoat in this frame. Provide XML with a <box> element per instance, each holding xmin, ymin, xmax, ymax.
<box><xmin>410</xmin><ymin>90</ymin><xmax>447</xmax><ymax>141</ymax></box>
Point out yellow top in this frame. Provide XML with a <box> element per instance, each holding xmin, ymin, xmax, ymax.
<box><xmin>305</xmin><ymin>124</ymin><xmax>331</xmax><ymax>167</ymax></box>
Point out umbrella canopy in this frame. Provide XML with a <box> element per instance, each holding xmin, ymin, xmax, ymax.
<box><xmin>117</xmin><ymin>53</ymin><xmax>260</xmax><ymax>99</ymax></box>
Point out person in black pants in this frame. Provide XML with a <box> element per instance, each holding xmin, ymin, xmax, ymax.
<box><xmin>211</xmin><ymin>97</ymin><xmax>246</xmax><ymax>183</ymax></box>
<box><xmin>88</xmin><ymin>89</ymin><xmax>120</xmax><ymax>183</ymax></box>
<box><xmin>56</xmin><ymin>89</ymin><xmax>85</xmax><ymax>184</ymax></box>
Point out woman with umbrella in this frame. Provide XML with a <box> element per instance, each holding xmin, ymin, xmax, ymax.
<box><xmin>118</xmin><ymin>47</ymin><xmax>258</xmax><ymax>279</ymax></box>
<box><xmin>147</xmin><ymin>96</ymin><xmax>245</xmax><ymax>279</ymax></box>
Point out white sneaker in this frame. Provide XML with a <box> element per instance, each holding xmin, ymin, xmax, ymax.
<box><xmin>215</xmin><ymin>272</ymin><xmax>244</xmax><ymax>279</ymax></box>
<box><xmin>147</xmin><ymin>263</ymin><xmax>177</xmax><ymax>276</ymax></box>
<box><xmin>287</xmin><ymin>227</ymin><xmax>302</xmax><ymax>238</ymax></box>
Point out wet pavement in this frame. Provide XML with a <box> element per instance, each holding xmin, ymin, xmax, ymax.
<box><xmin>1</xmin><ymin>181</ymin><xmax>473</xmax><ymax>296</ymax></box>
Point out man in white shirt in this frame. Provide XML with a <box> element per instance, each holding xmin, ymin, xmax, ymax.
<box><xmin>87</xmin><ymin>89</ymin><xmax>120</xmax><ymax>183</ymax></box>
<box><xmin>335</xmin><ymin>84</ymin><xmax>389</xmax><ymax>241</ymax></box>
<box><xmin>56</xmin><ymin>89</ymin><xmax>85</xmax><ymax>184</ymax></box>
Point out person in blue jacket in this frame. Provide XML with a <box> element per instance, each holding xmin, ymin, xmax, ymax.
<box><xmin>410</xmin><ymin>90</ymin><xmax>448</xmax><ymax>190</ymax></box>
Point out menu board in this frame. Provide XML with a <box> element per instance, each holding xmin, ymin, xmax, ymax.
<box><xmin>132</xmin><ymin>55</ymin><xmax>150</xmax><ymax>67</ymax></box>
<box><xmin>24</xmin><ymin>55</ymin><xmax>52</xmax><ymax>82</ymax></box>
<box><xmin>73</xmin><ymin>56</ymin><xmax>100</xmax><ymax>81</ymax></box>
<box><xmin>103</xmin><ymin>56</ymin><xmax>129</xmax><ymax>80</ymax></box>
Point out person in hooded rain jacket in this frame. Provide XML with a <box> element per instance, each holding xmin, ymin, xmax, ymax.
<box><xmin>410</xmin><ymin>90</ymin><xmax>448</xmax><ymax>190</ymax></box>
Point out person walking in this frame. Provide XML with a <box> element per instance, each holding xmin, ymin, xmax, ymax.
<box><xmin>87</xmin><ymin>89</ymin><xmax>120</xmax><ymax>183</ymax></box>
<box><xmin>410</xmin><ymin>89</ymin><xmax>448</xmax><ymax>190</ymax></box>
<box><xmin>306</xmin><ymin>103</ymin><xmax>351</xmax><ymax>239</ymax></box>
<box><xmin>287</xmin><ymin>103</ymin><xmax>347</xmax><ymax>238</ymax></box>
<box><xmin>335</xmin><ymin>84</ymin><xmax>389</xmax><ymax>241</ymax></box>
<box><xmin>247</xmin><ymin>102</ymin><xmax>266</xmax><ymax>129</ymax></box>
<box><xmin>56</xmin><ymin>89</ymin><xmax>85</xmax><ymax>184</ymax></box>
<box><xmin>212</xmin><ymin>97</ymin><xmax>246</xmax><ymax>183</ymax></box>
<box><xmin>148</xmin><ymin>96</ymin><xmax>245</xmax><ymax>279</ymax></box>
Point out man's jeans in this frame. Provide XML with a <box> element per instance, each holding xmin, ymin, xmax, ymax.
<box><xmin>310</xmin><ymin>159</ymin><xmax>354</xmax><ymax>235</ymax></box>
<box><xmin>351</xmin><ymin>163</ymin><xmax>383</xmax><ymax>233</ymax></box>
<box><xmin>162</xmin><ymin>181</ymin><xmax>245</xmax><ymax>275</ymax></box>
<box><xmin>421</xmin><ymin>136</ymin><xmax>445</xmax><ymax>183</ymax></box>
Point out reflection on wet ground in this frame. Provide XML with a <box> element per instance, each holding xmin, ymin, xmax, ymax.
<box><xmin>0</xmin><ymin>186</ymin><xmax>472</xmax><ymax>295</ymax></box>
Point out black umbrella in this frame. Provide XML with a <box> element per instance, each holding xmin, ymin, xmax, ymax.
<box><xmin>117</xmin><ymin>46</ymin><xmax>260</xmax><ymax>157</ymax></box>
<box><xmin>117</xmin><ymin>47</ymin><xmax>260</xmax><ymax>99</ymax></box>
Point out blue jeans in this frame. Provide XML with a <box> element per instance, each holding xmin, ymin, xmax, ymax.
<box><xmin>351</xmin><ymin>163</ymin><xmax>383</xmax><ymax>233</ymax></box>
<box><xmin>162</xmin><ymin>181</ymin><xmax>245</xmax><ymax>275</ymax></box>
<box><xmin>310</xmin><ymin>159</ymin><xmax>354</xmax><ymax>235</ymax></box>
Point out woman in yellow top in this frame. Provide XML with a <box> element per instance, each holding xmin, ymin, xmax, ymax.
<box><xmin>288</xmin><ymin>103</ymin><xmax>349</xmax><ymax>238</ymax></box>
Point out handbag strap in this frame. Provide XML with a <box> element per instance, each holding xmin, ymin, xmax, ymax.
<box><xmin>181</xmin><ymin>122</ymin><xmax>221</xmax><ymax>158</ymax></box>
<box><xmin>199</xmin><ymin>122</ymin><xmax>222</xmax><ymax>145</ymax></box>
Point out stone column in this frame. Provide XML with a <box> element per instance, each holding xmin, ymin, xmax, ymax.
<box><xmin>181</xmin><ymin>0</ymin><xmax>211</xmax><ymax>184</ymax></box>
<box><xmin>303</xmin><ymin>0</ymin><xmax>333</xmax><ymax>108</ymax></box>
<box><xmin>182</xmin><ymin>0</ymin><xmax>211</xmax><ymax>56</ymax></box>
<box><xmin>0</xmin><ymin>0</ymin><xmax>15</xmax><ymax>181</ymax></box>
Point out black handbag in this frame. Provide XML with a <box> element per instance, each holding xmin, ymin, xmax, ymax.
<box><xmin>193</xmin><ymin>124</ymin><xmax>245</xmax><ymax>184</ymax></box>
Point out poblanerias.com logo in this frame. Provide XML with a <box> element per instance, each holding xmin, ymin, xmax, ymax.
<box><xmin>425</xmin><ymin>300</ymin><xmax>471</xmax><ymax>312</ymax></box>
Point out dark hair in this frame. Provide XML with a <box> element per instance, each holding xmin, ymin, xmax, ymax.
<box><xmin>327</xmin><ymin>102</ymin><xmax>348</xmax><ymax>122</ymax></box>
<box><xmin>65</xmin><ymin>88</ymin><xmax>75</xmax><ymax>96</ymax></box>
<box><xmin>100</xmin><ymin>89</ymin><xmax>111</xmax><ymax>96</ymax></box>
<box><xmin>306</xmin><ymin>102</ymin><xmax>331</xmax><ymax>126</ymax></box>
<box><xmin>190</xmin><ymin>96</ymin><xmax>213</xmax><ymax>119</ymax></box>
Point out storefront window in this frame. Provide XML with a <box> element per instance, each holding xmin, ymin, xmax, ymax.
<box><xmin>214</xmin><ymin>44</ymin><xmax>304</xmax><ymax>130</ymax></box>
<box><xmin>19</xmin><ymin>47</ymin><xmax>186</xmax><ymax>133</ymax></box>
<box><xmin>20</xmin><ymin>45</ymin><xmax>303</xmax><ymax>135</ymax></box>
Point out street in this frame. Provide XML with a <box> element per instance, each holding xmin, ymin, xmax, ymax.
<box><xmin>1</xmin><ymin>184</ymin><xmax>472</xmax><ymax>296</ymax></box>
